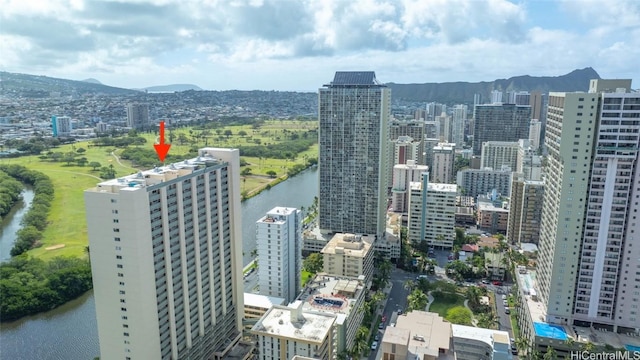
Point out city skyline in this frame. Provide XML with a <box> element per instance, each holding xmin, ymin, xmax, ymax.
<box><xmin>1</xmin><ymin>0</ymin><xmax>638</xmax><ymax>91</ymax></box>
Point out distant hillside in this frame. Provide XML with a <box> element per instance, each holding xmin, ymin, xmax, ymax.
<box><xmin>142</xmin><ymin>84</ymin><xmax>203</xmax><ymax>92</ymax></box>
<box><xmin>82</xmin><ymin>78</ymin><xmax>103</xmax><ymax>84</ymax></box>
<box><xmin>0</xmin><ymin>72</ymin><xmax>138</xmax><ymax>97</ymax></box>
<box><xmin>387</xmin><ymin>67</ymin><xmax>601</xmax><ymax>104</ymax></box>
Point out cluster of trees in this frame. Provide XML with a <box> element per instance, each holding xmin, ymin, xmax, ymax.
<box><xmin>0</xmin><ymin>171</ymin><xmax>24</xmax><ymax>220</ymax></box>
<box><xmin>120</xmin><ymin>147</ymin><xmax>199</xmax><ymax>168</ymax></box>
<box><xmin>0</xmin><ymin>256</ymin><xmax>92</xmax><ymax>321</ymax></box>
<box><xmin>237</xmin><ymin>138</ymin><xmax>316</xmax><ymax>159</ymax></box>
<box><xmin>3</xmin><ymin>137</ymin><xmax>71</xmax><ymax>156</ymax></box>
<box><xmin>91</xmin><ymin>135</ymin><xmax>147</xmax><ymax>147</ymax></box>
<box><xmin>39</xmin><ymin>147</ymin><xmax>91</xmax><ymax>167</ymax></box>
<box><xmin>0</xmin><ymin>165</ymin><xmax>54</xmax><ymax>256</ymax></box>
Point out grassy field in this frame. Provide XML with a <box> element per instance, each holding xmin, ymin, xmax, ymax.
<box><xmin>2</xmin><ymin>120</ymin><xmax>318</xmax><ymax>261</ymax></box>
<box><xmin>301</xmin><ymin>270</ymin><xmax>313</xmax><ymax>287</ymax></box>
<box><xmin>428</xmin><ymin>294</ymin><xmax>466</xmax><ymax>318</ymax></box>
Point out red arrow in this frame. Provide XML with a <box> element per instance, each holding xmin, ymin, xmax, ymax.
<box><xmin>154</xmin><ymin>121</ymin><xmax>171</xmax><ymax>162</ymax></box>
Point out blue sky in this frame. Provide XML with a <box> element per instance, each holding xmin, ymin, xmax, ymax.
<box><xmin>1</xmin><ymin>0</ymin><xmax>638</xmax><ymax>91</ymax></box>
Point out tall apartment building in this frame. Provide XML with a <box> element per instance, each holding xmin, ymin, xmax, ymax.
<box><xmin>432</xmin><ymin>142</ymin><xmax>455</xmax><ymax>183</ymax></box>
<box><xmin>426</xmin><ymin>102</ymin><xmax>446</xmax><ymax>122</ymax></box>
<box><xmin>390</xmin><ymin>118</ymin><xmax>425</xmax><ymax>151</ymax></box>
<box><xmin>530</xmin><ymin>91</ymin><xmax>544</xmax><ymax>121</ymax></box>
<box><xmin>408</xmin><ymin>174</ymin><xmax>457</xmax><ymax>249</ymax></box>
<box><xmin>456</xmin><ymin>168</ymin><xmax>513</xmax><ymax>199</ymax></box>
<box><xmin>424</xmin><ymin>138</ymin><xmax>440</xmax><ymax>169</ymax></box>
<box><xmin>126</xmin><ymin>103</ymin><xmax>150</xmax><ymax>130</ymax></box>
<box><xmin>51</xmin><ymin>115</ymin><xmax>71</xmax><ymax>137</ymax></box>
<box><xmin>472</xmin><ymin>103</ymin><xmax>531</xmax><ymax>155</ymax></box>
<box><xmin>252</xmin><ymin>301</ymin><xmax>337</xmax><ymax>360</ymax></box>
<box><xmin>516</xmin><ymin>139</ymin><xmax>542</xmax><ymax>181</ymax></box>
<box><xmin>321</xmin><ymin>233</ymin><xmax>374</xmax><ymax>284</ymax></box>
<box><xmin>435</xmin><ymin>112</ymin><xmax>452</xmax><ymax>142</ymax></box>
<box><xmin>491</xmin><ymin>90</ymin><xmax>503</xmax><ymax>104</ymax></box>
<box><xmin>529</xmin><ymin>119</ymin><xmax>542</xmax><ymax>150</ymax></box>
<box><xmin>535</xmin><ymin>79</ymin><xmax>640</xmax><ymax>333</ymax></box>
<box><xmin>507</xmin><ymin>90</ymin><xmax>531</xmax><ymax>105</ymax></box>
<box><xmin>318</xmin><ymin>71</ymin><xmax>390</xmax><ymax>238</ymax></box>
<box><xmin>507</xmin><ymin>173</ymin><xmax>544</xmax><ymax>245</ymax></box>
<box><xmin>451</xmin><ymin>104</ymin><xmax>467</xmax><ymax>147</ymax></box>
<box><xmin>480</xmin><ymin>141</ymin><xmax>519</xmax><ymax>172</ymax></box>
<box><xmin>388</xmin><ymin>136</ymin><xmax>423</xmax><ymax>189</ymax></box>
<box><xmin>256</xmin><ymin>207</ymin><xmax>302</xmax><ymax>303</ymax></box>
<box><xmin>85</xmin><ymin>148</ymin><xmax>246</xmax><ymax>360</ymax></box>
<box><xmin>391</xmin><ymin>160</ymin><xmax>429</xmax><ymax>213</ymax></box>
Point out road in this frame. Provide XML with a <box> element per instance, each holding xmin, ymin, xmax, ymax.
<box><xmin>243</xmin><ymin>269</ymin><xmax>259</xmax><ymax>293</ymax></box>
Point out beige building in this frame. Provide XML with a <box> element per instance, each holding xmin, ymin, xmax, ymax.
<box><xmin>480</xmin><ymin>141</ymin><xmax>519</xmax><ymax>172</ymax></box>
<box><xmin>507</xmin><ymin>174</ymin><xmax>544</xmax><ymax>245</ymax></box>
<box><xmin>297</xmin><ymin>275</ymin><xmax>366</xmax><ymax>353</ymax></box>
<box><xmin>251</xmin><ymin>301</ymin><xmax>337</xmax><ymax>360</ymax></box>
<box><xmin>432</xmin><ymin>143</ymin><xmax>455</xmax><ymax>183</ymax></box>
<box><xmin>477</xmin><ymin>201</ymin><xmax>509</xmax><ymax>234</ymax></box>
<box><xmin>381</xmin><ymin>311</ymin><xmax>454</xmax><ymax>360</ymax></box>
<box><xmin>321</xmin><ymin>233</ymin><xmax>374</xmax><ymax>284</ymax></box>
<box><xmin>391</xmin><ymin>160</ymin><xmax>429</xmax><ymax>213</ymax></box>
<box><xmin>408</xmin><ymin>177</ymin><xmax>457</xmax><ymax>249</ymax></box>
<box><xmin>243</xmin><ymin>293</ymin><xmax>285</xmax><ymax>329</ymax></box>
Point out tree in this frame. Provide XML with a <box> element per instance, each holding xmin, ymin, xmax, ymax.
<box><xmin>515</xmin><ymin>337</ymin><xmax>529</xmax><ymax>356</ymax></box>
<box><xmin>543</xmin><ymin>346</ymin><xmax>556</xmax><ymax>360</ymax></box>
<box><xmin>223</xmin><ymin>130</ymin><xmax>233</xmax><ymax>139</ymax></box>
<box><xmin>241</xmin><ymin>168</ymin><xmax>252</xmax><ymax>176</ymax></box>
<box><xmin>465</xmin><ymin>286</ymin><xmax>482</xmax><ymax>309</ymax></box>
<box><xmin>351</xmin><ymin>326</ymin><xmax>369</xmax><ymax>358</ymax></box>
<box><xmin>238</xmin><ymin>130</ymin><xmax>247</xmax><ymax>138</ymax></box>
<box><xmin>583</xmin><ymin>342</ymin><xmax>595</xmax><ymax>352</ymax></box>
<box><xmin>266</xmin><ymin>170</ymin><xmax>277</xmax><ymax>178</ymax></box>
<box><xmin>303</xmin><ymin>253</ymin><xmax>323</xmax><ymax>273</ymax></box>
<box><xmin>446</xmin><ymin>306</ymin><xmax>473</xmax><ymax>325</ymax></box>
<box><xmin>89</xmin><ymin>162</ymin><xmax>102</xmax><ymax>171</ymax></box>
<box><xmin>476</xmin><ymin>312</ymin><xmax>499</xmax><ymax>329</ymax></box>
<box><xmin>407</xmin><ymin>289</ymin><xmax>429</xmax><ymax>312</ymax></box>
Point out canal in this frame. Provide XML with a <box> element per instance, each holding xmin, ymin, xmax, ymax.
<box><xmin>0</xmin><ymin>188</ymin><xmax>35</xmax><ymax>262</ymax></box>
<box><xmin>0</xmin><ymin>168</ymin><xmax>318</xmax><ymax>360</ymax></box>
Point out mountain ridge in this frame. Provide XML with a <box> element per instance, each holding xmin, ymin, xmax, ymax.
<box><xmin>140</xmin><ymin>84</ymin><xmax>203</xmax><ymax>92</ymax></box>
<box><xmin>386</xmin><ymin>67</ymin><xmax>601</xmax><ymax>104</ymax></box>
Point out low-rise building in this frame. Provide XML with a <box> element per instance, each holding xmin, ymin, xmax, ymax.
<box><xmin>381</xmin><ymin>311</ymin><xmax>454</xmax><ymax>360</ymax></box>
<box><xmin>477</xmin><ymin>201</ymin><xmax>509</xmax><ymax>234</ymax></box>
<box><xmin>451</xmin><ymin>325</ymin><xmax>513</xmax><ymax>360</ymax></box>
<box><xmin>243</xmin><ymin>293</ymin><xmax>286</xmax><ymax>330</ymax></box>
<box><xmin>321</xmin><ymin>233</ymin><xmax>374</xmax><ymax>284</ymax></box>
<box><xmin>296</xmin><ymin>274</ymin><xmax>366</xmax><ymax>353</ymax></box>
<box><xmin>485</xmin><ymin>253</ymin><xmax>507</xmax><ymax>280</ymax></box>
<box><xmin>251</xmin><ymin>301</ymin><xmax>337</xmax><ymax>360</ymax></box>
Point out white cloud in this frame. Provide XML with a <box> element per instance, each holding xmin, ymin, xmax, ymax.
<box><xmin>1</xmin><ymin>0</ymin><xmax>637</xmax><ymax>90</ymax></box>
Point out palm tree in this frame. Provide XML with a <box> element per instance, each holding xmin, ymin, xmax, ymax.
<box><xmin>564</xmin><ymin>337</ymin><xmax>575</xmax><ymax>350</ymax></box>
<box><xmin>407</xmin><ymin>289</ymin><xmax>429</xmax><ymax>312</ymax></box>
<box><xmin>516</xmin><ymin>337</ymin><xmax>529</xmax><ymax>356</ymax></box>
<box><xmin>542</xmin><ymin>346</ymin><xmax>556</xmax><ymax>360</ymax></box>
<box><xmin>350</xmin><ymin>326</ymin><xmax>369</xmax><ymax>358</ymax></box>
<box><xmin>583</xmin><ymin>341</ymin><xmax>596</xmax><ymax>352</ymax></box>
<box><xmin>404</xmin><ymin>279</ymin><xmax>416</xmax><ymax>291</ymax></box>
<box><xmin>476</xmin><ymin>312</ymin><xmax>499</xmax><ymax>329</ymax></box>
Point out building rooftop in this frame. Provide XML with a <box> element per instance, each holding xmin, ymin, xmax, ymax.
<box><xmin>297</xmin><ymin>274</ymin><xmax>364</xmax><ymax>317</ymax></box>
<box><xmin>451</xmin><ymin>324</ymin><xmax>511</xmax><ymax>347</ymax></box>
<box><xmin>478</xmin><ymin>202</ymin><xmax>509</xmax><ymax>212</ymax></box>
<box><xmin>244</xmin><ymin>293</ymin><xmax>285</xmax><ymax>310</ymax></box>
<box><xmin>258</xmin><ymin>207</ymin><xmax>297</xmax><ymax>224</ymax></box>
<box><xmin>87</xmin><ymin>148</ymin><xmax>232</xmax><ymax>193</ymax></box>
<box><xmin>321</xmin><ymin>233</ymin><xmax>374</xmax><ymax>257</ymax></box>
<box><xmin>427</xmin><ymin>183</ymin><xmax>458</xmax><ymax>193</ymax></box>
<box><xmin>330</xmin><ymin>71</ymin><xmax>380</xmax><ymax>86</ymax></box>
<box><xmin>394</xmin><ymin>311</ymin><xmax>452</xmax><ymax>353</ymax></box>
<box><xmin>251</xmin><ymin>302</ymin><xmax>336</xmax><ymax>343</ymax></box>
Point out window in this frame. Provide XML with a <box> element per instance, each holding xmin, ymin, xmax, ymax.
<box><xmin>115</xmin><ymin>237</ymin><xmax>121</xmax><ymax>242</ymax></box>
<box><xmin>113</xmin><ymin>219</ymin><xmax>119</xmax><ymax>223</ymax></box>
<box><xmin>113</xmin><ymin>228</ymin><xmax>120</xmax><ymax>233</ymax></box>
<box><xmin>111</xmin><ymin>199</ymin><xmax>117</xmax><ymax>203</ymax></box>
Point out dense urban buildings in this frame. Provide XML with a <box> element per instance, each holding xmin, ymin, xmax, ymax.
<box><xmin>472</xmin><ymin>103</ymin><xmax>532</xmax><ymax>155</ymax></box>
<box><xmin>388</xmin><ymin>135</ymin><xmax>423</xmax><ymax>188</ymax></box>
<box><xmin>85</xmin><ymin>148</ymin><xmax>247</xmax><ymax>359</ymax></box>
<box><xmin>318</xmin><ymin>71</ymin><xmax>390</xmax><ymax>238</ymax></box>
<box><xmin>518</xmin><ymin>79</ymin><xmax>640</xmax><ymax>355</ymax></box>
<box><xmin>456</xmin><ymin>167</ymin><xmax>513</xmax><ymax>199</ymax></box>
<box><xmin>126</xmin><ymin>102</ymin><xmax>150</xmax><ymax>130</ymax></box>
<box><xmin>256</xmin><ymin>207</ymin><xmax>302</xmax><ymax>303</ymax></box>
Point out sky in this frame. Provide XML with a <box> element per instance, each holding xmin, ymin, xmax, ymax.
<box><xmin>1</xmin><ymin>0</ymin><xmax>638</xmax><ymax>91</ymax></box>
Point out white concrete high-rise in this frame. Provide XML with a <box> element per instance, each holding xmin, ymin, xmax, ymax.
<box><xmin>256</xmin><ymin>207</ymin><xmax>302</xmax><ymax>303</ymax></box>
<box><xmin>318</xmin><ymin>71</ymin><xmax>390</xmax><ymax>238</ymax></box>
<box><xmin>432</xmin><ymin>142</ymin><xmax>455</xmax><ymax>183</ymax></box>
<box><xmin>85</xmin><ymin>148</ymin><xmax>246</xmax><ymax>360</ymax></box>
<box><xmin>387</xmin><ymin>136</ymin><xmax>423</xmax><ymax>188</ymax></box>
<box><xmin>528</xmin><ymin>119</ymin><xmax>542</xmax><ymax>150</ymax></box>
<box><xmin>51</xmin><ymin>115</ymin><xmax>71</xmax><ymax>137</ymax></box>
<box><xmin>391</xmin><ymin>160</ymin><xmax>429</xmax><ymax>213</ymax></box>
<box><xmin>480</xmin><ymin>141</ymin><xmax>519</xmax><ymax>172</ymax></box>
<box><xmin>408</xmin><ymin>173</ymin><xmax>457</xmax><ymax>249</ymax></box>
<box><xmin>535</xmin><ymin>79</ymin><xmax>640</xmax><ymax>333</ymax></box>
<box><xmin>451</xmin><ymin>104</ymin><xmax>467</xmax><ymax>147</ymax></box>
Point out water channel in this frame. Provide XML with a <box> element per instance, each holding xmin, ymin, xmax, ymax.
<box><xmin>0</xmin><ymin>167</ymin><xmax>319</xmax><ymax>360</ymax></box>
<box><xmin>0</xmin><ymin>189</ymin><xmax>35</xmax><ymax>262</ymax></box>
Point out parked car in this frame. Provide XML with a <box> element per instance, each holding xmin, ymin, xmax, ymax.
<box><xmin>481</xmin><ymin>279</ymin><xmax>490</xmax><ymax>284</ymax></box>
<box><xmin>378</xmin><ymin>322</ymin><xmax>384</xmax><ymax>329</ymax></box>
<box><xmin>375</xmin><ymin>334</ymin><xmax>380</xmax><ymax>341</ymax></box>
<box><xmin>492</xmin><ymin>280</ymin><xmax>503</xmax><ymax>286</ymax></box>
<box><xmin>501</xmin><ymin>294</ymin><xmax>507</xmax><ymax>300</ymax></box>
<box><xmin>371</xmin><ymin>341</ymin><xmax>378</xmax><ymax>351</ymax></box>
<box><xmin>505</xmin><ymin>308</ymin><xmax>510</xmax><ymax>314</ymax></box>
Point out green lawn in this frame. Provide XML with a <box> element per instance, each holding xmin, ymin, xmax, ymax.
<box><xmin>428</xmin><ymin>294</ymin><xmax>466</xmax><ymax>318</ymax></box>
<box><xmin>2</xmin><ymin>120</ymin><xmax>319</xmax><ymax>261</ymax></box>
<box><xmin>301</xmin><ymin>270</ymin><xmax>313</xmax><ymax>287</ymax></box>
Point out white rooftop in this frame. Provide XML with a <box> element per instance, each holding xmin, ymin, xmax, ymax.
<box><xmin>427</xmin><ymin>183</ymin><xmax>457</xmax><ymax>193</ymax></box>
<box><xmin>258</xmin><ymin>207</ymin><xmax>298</xmax><ymax>224</ymax></box>
<box><xmin>297</xmin><ymin>274</ymin><xmax>364</xmax><ymax>317</ymax></box>
<box><xmin>244</xmin><ymin>293</ymin><xmax>285</xmax><ymax>310</ymax></box>
<box><xmin>251</xmin><ymin>302</ymin><xmax>336</xmax><ymax>343</ymax></box>
<box><xmin>452</xmin><ymin>324</ymin><xmax>510</xmax><ymax>347</ymax></box>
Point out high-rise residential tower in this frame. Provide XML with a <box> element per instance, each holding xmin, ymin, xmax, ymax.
<box><xmin>451</xmin><ymin>104</ymin><xmax>467</xmax><ymax>147</ymax></box>
<box><xmin>256</xmin><ymin>207</ymin><xmax>302</xmax><ymax>303</ymax></box>
<box><xmin>51</xmin><ymin>115</ymin><xmax>72</xmax><ymax>137</ymax></box>
<box><xmin>126</xmin><ymin>103</ymin><xmax>150</xmax><ymax>130</ymax></box>
<box><xmin>85</xmin><ymin>148</ymin><xmax>246</xmax><ymax>360</ymax></box>
<box><xmin>535</xmin><ymin>79</ymin><xmax>640</xmax><ymax>332</ymax></box>
<box><xmin>472</xmin><ymin>103</ymin><xmax>532</xmax><ymax>155</ymax></box>
<box><xmin>318</xmin><ymin>71</ymin><xmax>390</xmax><ymax>238</ymax></box>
